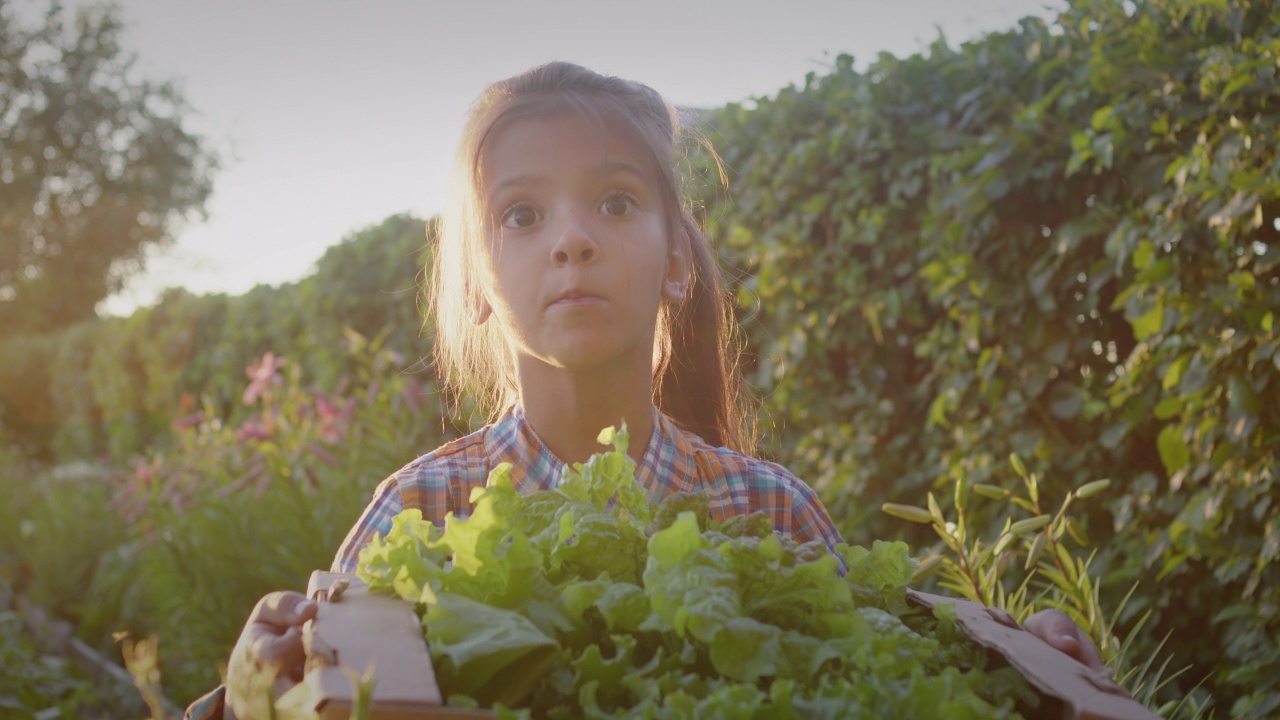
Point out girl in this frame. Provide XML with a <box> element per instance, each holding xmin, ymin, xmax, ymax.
<box><xmin>188</xmin><ymin>62</ymin><xmax>1102</xmax><ymax>720</ymax></box>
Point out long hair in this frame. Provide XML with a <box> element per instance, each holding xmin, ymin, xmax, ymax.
<box><xmin>429</xmin><ymin>62</ymin><xmax>753</xmax><ymax>451</ymax></box>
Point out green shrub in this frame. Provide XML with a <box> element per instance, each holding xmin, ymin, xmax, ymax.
<box><xmin>18</xmin><ymin>464</ymin><xmax>132</xmax><ymax>624</ymax></box>
<box><xmin>295</xmin><ymin>213</ymin><xmax>435</xmax><ymax>388</ymax></box>
<box><xmin>0</xmin><ymin>449</ymin><xmax>144</xmax><ymax>718</ymax></box>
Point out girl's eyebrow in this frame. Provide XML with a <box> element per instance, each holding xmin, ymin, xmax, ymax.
<box><xmin>489</xmin><ymin>173</ymin><xmax>538</xmax><ymax>197</ymax></box>
<box><xmin>489</xmin><ymin>161</ymin><xmax>649</xmax><ymax>197</ymax></box>
<box><xmin>594</xmin><ymin>160</ymin><xmax>648</xmax><ymax>184</ymax></box>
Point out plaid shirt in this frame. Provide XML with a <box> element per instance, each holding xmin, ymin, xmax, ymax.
<box><xmin>185</xmin><ymin>405</ymin><xmax>842</xmax><ymax>720</ymax></box>
<box><xmin>332</xmin><ymin>405</ymin><xmax>843</xmax><ymax>572</ymax></box>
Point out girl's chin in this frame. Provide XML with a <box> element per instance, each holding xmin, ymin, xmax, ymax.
<box><xmin>536</xmin><ymin>343</ymin><xmax>649</xmax><ymax>374</ymax></box>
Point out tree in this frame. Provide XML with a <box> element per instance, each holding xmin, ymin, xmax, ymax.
<box><xmin>0</xmin><ymin>0</ymin><xmax>216</xmax><ymax>334</ymax></box>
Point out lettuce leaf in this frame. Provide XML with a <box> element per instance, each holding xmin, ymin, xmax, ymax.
<box><xmin>357</xmin><ymin>508</ymin><xmax>446</xmax><ymax>603</ymax></box>
<box><xmin>841</xmin><ymin>539</ymin><xmax>918</xmax><ymax>613</ymax></box>
<box><xmin>423</xmin><ymin>591</ymin><xmax>556</xmax><ymax>707</ymax></box>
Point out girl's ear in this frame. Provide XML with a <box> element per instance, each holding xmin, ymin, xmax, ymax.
<box><xmin>662</xmin><ymin>226</ymin><xmax>692</xmax><ymax>303</ymax></box>
<box><xmin>470</xmin><ymin>299</ymin><xmax>492</xmax><ymax>325</ymax></box>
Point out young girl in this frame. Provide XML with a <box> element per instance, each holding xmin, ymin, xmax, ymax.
<box><xmin>188</xmin><ymin>62</ymin><xmax>1102</xmax><ymax>720</ymax></box>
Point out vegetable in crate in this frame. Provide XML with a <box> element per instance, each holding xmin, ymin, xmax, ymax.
<box><xmin>357</xmin><ymin>427</ymin><xmax>1037</xmax><ymax>718</ymax></box>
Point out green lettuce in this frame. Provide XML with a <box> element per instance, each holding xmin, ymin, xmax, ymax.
<box><xmin>358</xmin><ymin>425</ymin><xmax>1033</xmax><ymax>717</ymax></box>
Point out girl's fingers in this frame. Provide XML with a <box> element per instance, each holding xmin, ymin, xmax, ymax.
<box><xmin>242</xmin><ymin>592</ymin><xmax>313</xmax><ymax>685</ymax></box>
<box><xmin>1068</xmin><ymin>630</ymin><xmax>1106</xmax><ymax>670</ymax></box>
<box><xmin>249</xmin><ymin>624</ymin><xmax>307</xmax><ymax>675</ymax></box>
<box><xmin>227</xmin><ymin>591</ymin><xmax>314</xmax><ymax>718</ymax></box>
<box><xmin>247</xmin><ymin>591</ymin><xmax>317</xmax><ymax>629</ymax></box>
<box><xmin>277</xmin><ymin>625</ymin><xmax>308</xmax><ymax>681</ymax></box>
<box><xmin>1023</xmin><ymin>609</ymin><xmax>1107</xmax><ymax>670</ymax></box>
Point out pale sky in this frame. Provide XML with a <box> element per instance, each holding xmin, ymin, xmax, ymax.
<box><xmin>46</xmin><ymin>0</ymin><xmax>1066</xmax><ymax>315</ymax></box>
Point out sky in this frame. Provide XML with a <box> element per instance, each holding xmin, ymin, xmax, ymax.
<box><xmin>39</xmin><ymin>0</ymin><xmax>1067</xmax><ymax>316</ymax></box>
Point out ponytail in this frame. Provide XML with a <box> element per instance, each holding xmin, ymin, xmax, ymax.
<box><xmin>653</xmin><ymin>213</ymin><xmax>754</xmax><ymax>453</ymax></box>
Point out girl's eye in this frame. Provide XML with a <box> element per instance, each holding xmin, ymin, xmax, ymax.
<box><xmin>600</xmin><ymin>193</ymin><xmax>638</xmax><ymax>217</ymax></box>
<box><xmin>501</xmin><ymin>205</ymin><xmax>540</xmax><ymax>229</ymax></box>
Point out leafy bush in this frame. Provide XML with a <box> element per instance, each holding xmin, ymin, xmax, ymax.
<box><xmin>18</xmin><ymin>464</ymin><xmax>132</xmax><ymax>625</ymax></box>
<box><xmin>0</xmin><ymin>333</ymin><xmax>57</xmax><ymax>453</ymax></box>
<box><xmin>704</xmin><ymin>0</ymin><xmax>1278</xmax><ymax>713</ymax></box>
<box><xmin>295</xmin><ymin>214</ymin><xmax>435</xmax><ymax>389</ymax></box>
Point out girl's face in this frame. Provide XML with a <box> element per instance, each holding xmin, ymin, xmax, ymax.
<box><xmin>478</xmin><ymin>111</ymin><xmax>688</xmax><ymax>377</ymax></box>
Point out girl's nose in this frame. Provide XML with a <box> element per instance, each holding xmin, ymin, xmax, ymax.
<box><xmin>551</xmin><ymin>213</ymin><xmax>598</xmax><ymax>265</ymax></box>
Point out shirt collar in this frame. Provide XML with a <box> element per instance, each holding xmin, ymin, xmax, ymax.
<box><xmin>485</xmin><ymin>404</ymin><xmax>697</xmax><ymax>499</ymax></box>
<box><xmin>483</xmin><ymin>405</ymin><xmax>560</xmax><ymax>495</ymax></box>
<box><xmin>636</xmin><ymin>408</ymin><xmax>699</xmax><ymax>500</ymax></box>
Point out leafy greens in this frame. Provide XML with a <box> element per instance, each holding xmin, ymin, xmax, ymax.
<box><xmin>357</xmin><ymin>426</ymin><xmax>1034</xmax><ymax>718</ymax></box>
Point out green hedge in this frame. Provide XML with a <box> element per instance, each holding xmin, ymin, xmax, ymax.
<box><xmin>704</xmin><ymin>0</ymin><xmax>1277</xmax><ymax>714</ymax></box>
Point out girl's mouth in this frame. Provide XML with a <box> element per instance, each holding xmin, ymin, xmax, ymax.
<box><xmin>551</xmin><ymin>289</ymin><xmax>604</xmax><ymax>306</ymax></box>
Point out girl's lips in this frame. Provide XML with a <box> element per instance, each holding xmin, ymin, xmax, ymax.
<box><xmin>551</xmin><ymin>290</ymin><xmax>604</xmax><ymax>306</ymax></box>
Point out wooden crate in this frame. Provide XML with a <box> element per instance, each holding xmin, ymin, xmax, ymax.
<box><xmin>303</xmin><ymin>572</ymin><xmax>494</xmax><ymax>720</ymax></box>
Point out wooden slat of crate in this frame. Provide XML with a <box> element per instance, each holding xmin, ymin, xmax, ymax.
<box><xmin>304</xmin><ymin>571</ymin><xmax>495</xmax><ymax>720</ymax></box>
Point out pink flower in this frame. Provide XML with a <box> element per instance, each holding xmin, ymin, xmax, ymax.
<box><xmin>314</xmin><ymin>396</ymin><xmax>352</xmax><ymax>442</ymax></box>
<box><xmin>242</xmin><ymin>352</ymin><xmax>286</xmax><ymax>406</ymax></box>
<box><xmin>235</xmin><ymin>420</ymin><xmax>272</xmax><ymax>442</ymax></box>
<box><xmin>173</xmin><ymin>412</ymin><xmax>206</xmax><ymax>430</ymax></box>
<box><xmin>133</xmin><ymin>461</ymin><xmax>156</xmax><ymax>488</ymax></box>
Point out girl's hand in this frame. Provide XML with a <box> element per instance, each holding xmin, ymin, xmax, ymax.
<box><xmin>1023</xmin><ymin>608</ymin><xmax>1107</xmax><ymax>670</ymax></box>
<box><xmin>224</xmin><ymin>591</ymin><xmax>318</xmax><ymax>720</ymax></box>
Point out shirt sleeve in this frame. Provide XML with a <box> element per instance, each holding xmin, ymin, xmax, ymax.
<box><xmin>786</xmin><ymin>473</ymin><xmax>845</xmax><ymax>551</ymax></box>
<box><xmin>330</xmin><ymin>473</ymin><xmax>404</xmax><ymax>573</ymax></box>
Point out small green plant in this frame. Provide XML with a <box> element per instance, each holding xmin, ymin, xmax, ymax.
<box><xmin>119</xmin><ymin>633</ymin><xmax>177</xmax><ymax>719</ymax></box>
<box><xmin>231</xmin><ymin>659</ymin><xmax>378</xmax><ymax>720</ymax></box>
<box><xmin>883</xmin><ymin>455</ymin><xmax>1207</xmax><ymax>718</ymax></box>
<box><xmin>0</xmin><ymin>606</ymin><xmax>96</xmax><ymax>716</ymax></box>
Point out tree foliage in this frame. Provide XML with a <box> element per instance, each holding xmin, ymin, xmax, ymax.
<box><xmin>704</xmin><ymin>0</ymin><xmax>1278</xmax><ymax>713</ymax></box>
<box><xmin>0</xmin><ymin>0</ymin><xmax>216</xmax><ymax>333</ymax></box>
